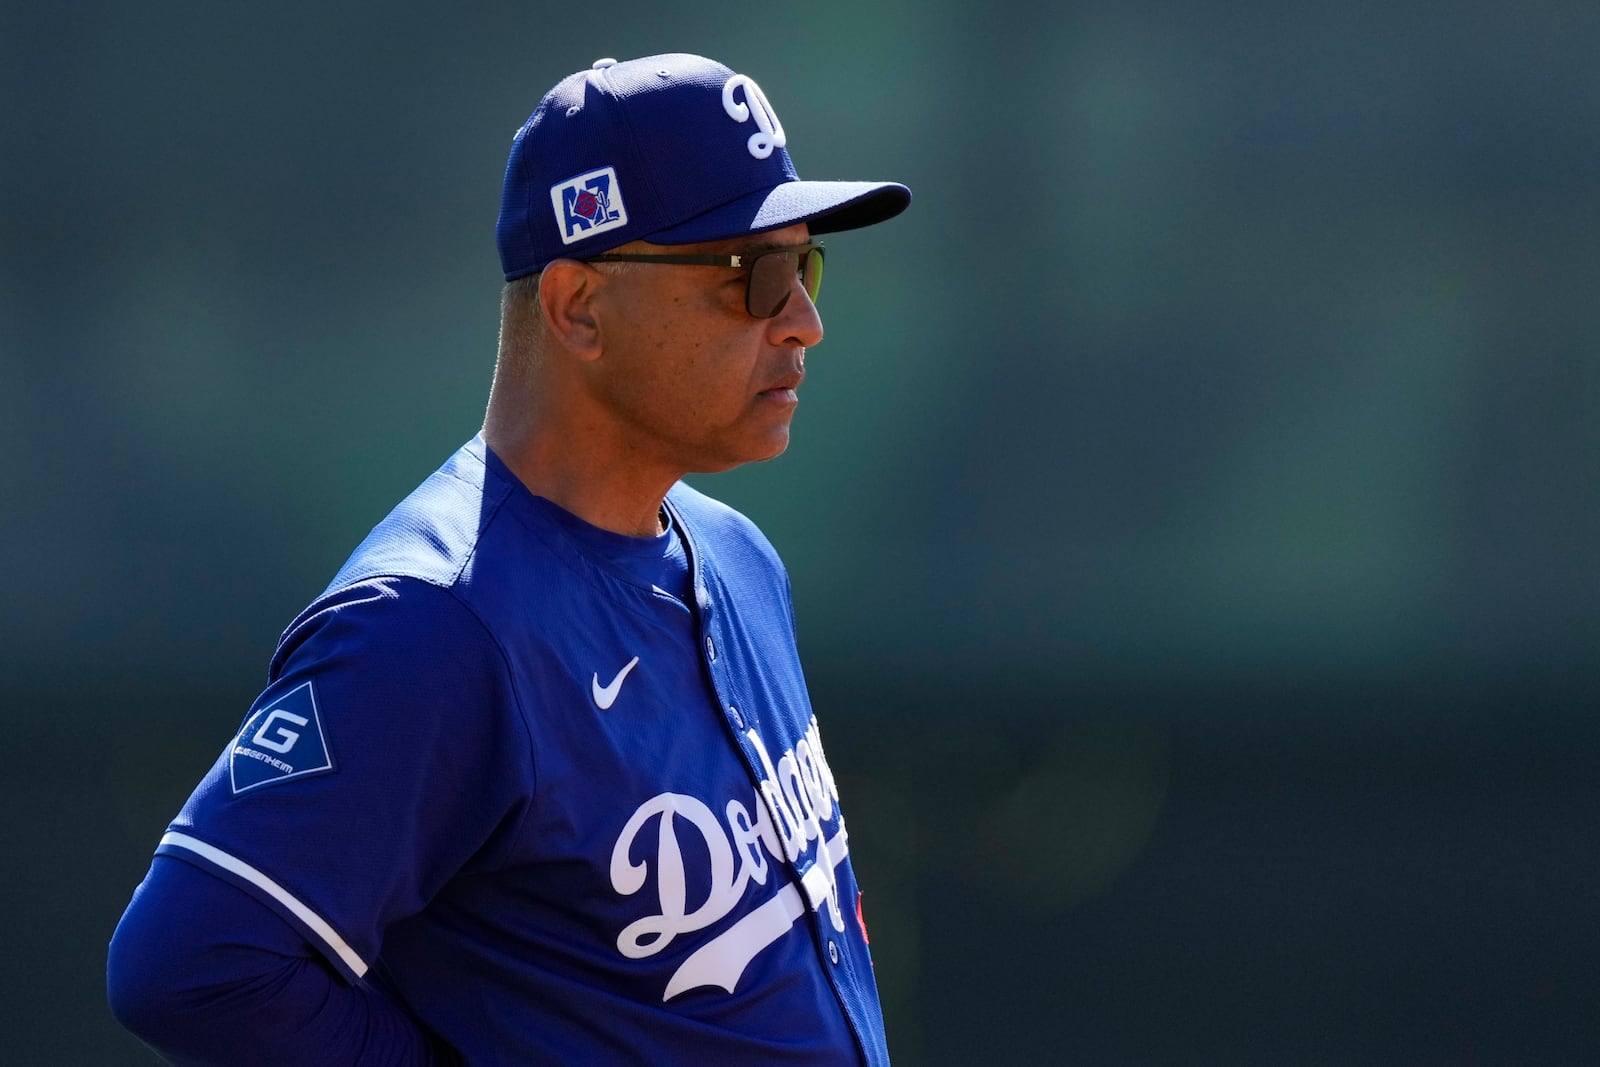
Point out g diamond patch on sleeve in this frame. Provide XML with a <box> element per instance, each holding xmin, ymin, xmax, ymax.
<box><xmin>229</xmin><ymin>680</ymin><xmax>334</xmax><ymax>795</ymax></box>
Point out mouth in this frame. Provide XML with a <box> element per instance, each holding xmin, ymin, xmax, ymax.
<box><xmin>757</xmin><ymin>370</ymin><xmax>805</xmax><ymax>404</ymax></box>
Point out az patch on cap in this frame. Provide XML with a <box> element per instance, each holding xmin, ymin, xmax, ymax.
<box><xmin>552</xmin><ymin>166</ymin><xmax>628</xmax><ymax>244</ymax></box>
<box><xmin>230</xmin><ymin>680</ymin><xmax>334</xmax><ymax>795</ymax></box>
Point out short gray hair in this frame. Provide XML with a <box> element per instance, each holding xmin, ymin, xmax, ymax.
<box><xmin>497</xmin><ymin>274</ymin><xmax>545</xmax><ymax>365</ymax></box>
<box><xmin>495</xmin><ymin>259</ymin><xmax>641</xmax><ymax>366</ymax></box>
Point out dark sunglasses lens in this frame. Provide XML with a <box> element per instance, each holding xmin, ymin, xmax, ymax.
<box><xmin>747</xmin><ymin>253</ymin><xmax>792</xmax><ymax>318</ymax></box>
<box><xmin>747</xmin><ymin>248</ymin><xmax>824</xmax><ymax>318</ymax></box>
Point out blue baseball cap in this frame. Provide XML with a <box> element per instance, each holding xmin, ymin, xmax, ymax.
<box><xmin>495</xmin><ymin>54</ymin><xmax>911</xmax><ymax>280</ymax></box>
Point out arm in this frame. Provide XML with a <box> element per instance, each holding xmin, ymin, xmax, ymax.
<box><xmin>109</xmin><ymin>578</ymin><xmax>531</xmax><ymax>1059</ymax></box>
<box><xmin>108</xmin><ymin>856</ymin><xmax>459</xmax><ymax>1066</ymax></box>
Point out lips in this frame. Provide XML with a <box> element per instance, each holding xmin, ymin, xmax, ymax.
<box><xmin>759</xmin><ymin>369</ymin><xmax>805</xmax><ymax>398</ymax></box>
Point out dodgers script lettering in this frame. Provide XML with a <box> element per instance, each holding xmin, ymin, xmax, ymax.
<box><xmin>610</xmin><ymin>718</ymin><xmax>849</xmax><ymax>1000</ymax></box>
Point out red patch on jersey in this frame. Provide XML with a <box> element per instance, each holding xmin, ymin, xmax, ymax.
<box><xmin>856</xmin><ymin>890</ymin><xmax>870</xmax><ymax>944</ymax></box>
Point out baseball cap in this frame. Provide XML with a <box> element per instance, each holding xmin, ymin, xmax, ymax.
<box><xmin>495</xmin><ymin>53</ymin><xmax>912</xmax><ymax>280</ymax></box>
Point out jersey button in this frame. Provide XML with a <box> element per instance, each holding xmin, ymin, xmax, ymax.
<box><xmin>729</xmin><ymin>705</ymin><xmax>745</xmax><ymax>730</ymax></box>
<box><xmin>705</xmin><ymin>635</ymin><xmax>717</xmax><ymax>662</ymax></box>
<box><xmin>828</xmin><ymin>940</ymin><xmax>840</xmax><ymax>965</ymax></box>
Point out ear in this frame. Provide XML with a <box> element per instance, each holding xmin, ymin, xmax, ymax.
<box><xmin>537</xmin><ymin>259</ymin><xmax>605</xmax><ymax>360</ymax></box>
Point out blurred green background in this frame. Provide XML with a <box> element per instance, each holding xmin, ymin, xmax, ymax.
<box><xmin>4</xmin><ymin>1</ymin><xmax>1597</xmax><ymax>1063</ymax></box>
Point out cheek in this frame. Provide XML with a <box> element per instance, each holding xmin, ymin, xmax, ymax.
<box><xmin>647</xmin><ymin>332</ymin><xmax>749</xmax><ymax>406</ymax></box>
<box><xmin>603</xmin><ymin>290</ymin><xmax>764</xmax><ymax>421</ymax></box>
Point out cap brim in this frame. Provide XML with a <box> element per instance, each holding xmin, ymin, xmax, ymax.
<box><xmin>642</xmin><ymin>179</ymin><xmax>911</xmax><ymax>246</ymax></box>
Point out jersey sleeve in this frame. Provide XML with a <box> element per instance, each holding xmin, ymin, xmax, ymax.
<box><xmin>157</xmin><ymin>576</ymin><xmax>535</xmax><ymax>983</ymax></box>
<box><xmin>108</xmin><ymin>856</ymin><xmax>462</xmax><ymax>1065</ymax></box>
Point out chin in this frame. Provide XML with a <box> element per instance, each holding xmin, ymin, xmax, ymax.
<box><xmin>755</xmin><ymin>431</ymin><xmax>792</xmax><ymax>463</ymax></box>
<box><xmin>696</xmin><ymin>434</ymin><xmax>791</xmax><ymax>474</ymax></box>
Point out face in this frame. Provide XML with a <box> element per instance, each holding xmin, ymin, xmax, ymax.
<box><xmin>584</xmin><ymin>222</ymin><xmax>825</xmax><ymax>475</ymax></box>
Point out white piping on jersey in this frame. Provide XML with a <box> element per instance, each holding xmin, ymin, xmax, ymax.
<box><xmin>159</xmin><ymin>831</ymin><xmax>369</xmax><ymax>978</ymax></box>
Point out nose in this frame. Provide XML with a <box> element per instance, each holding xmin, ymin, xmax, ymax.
<box><xmin>769</xmin><ymin>276</ymin><xmax>824</xmax><ymax>349</ymax></box>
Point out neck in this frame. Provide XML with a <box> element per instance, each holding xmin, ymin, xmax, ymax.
<box><xmin>484</xmin><ymin>394</ymin><xmax>678</xmax><ymax>540</ymax></box>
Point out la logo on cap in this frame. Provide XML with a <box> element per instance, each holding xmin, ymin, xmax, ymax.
<box><xmin>722</xmin><ymin>74</ymin><xmax>786</xmax><ymax>160</ymax></box>
<box><xmin>552</xmin><ymin>166</ymin><xmax>629</xmax><ymax>245</ymax></box>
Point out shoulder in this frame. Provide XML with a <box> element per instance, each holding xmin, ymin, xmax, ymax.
<box><xmin>271</xmin><ymin>439</ymin><xmax>511</xmax><ymax>673</ymax></box>
<box><xmin>665</xmin><ymin>481</ymin><xmax>783</xmax><ymax>569</ymax></box>
<box><xmin>291</xmin><ymin>439</ymin><xmax>539</xmax><ymax>661</ymax></box>
<box><xmin>269</xmin><ymin>575</ymin><xmax>508</xmax><ymax>689</ymax></box>
<box><xmin>323</xmin><ymin>438</ymin><xmax>516</xmax><ymax>593</ymax></box>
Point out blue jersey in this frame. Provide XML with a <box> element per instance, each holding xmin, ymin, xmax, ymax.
<box><xmin>155</xmin><ymin>437</ymin><xmax>888</xmax><ymax>1065</ymax></box>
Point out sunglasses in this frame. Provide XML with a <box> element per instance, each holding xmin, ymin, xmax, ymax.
<box><xmin>585</xmin><ymin>242</ymin><xmax>825</xmax><ymax>319</ymax></box>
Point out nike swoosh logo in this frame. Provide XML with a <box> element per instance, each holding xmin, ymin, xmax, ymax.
<box><xmin>591</xmin><ymin>656</ymin><xmax>640</xmax><ymax>710</ymax></box>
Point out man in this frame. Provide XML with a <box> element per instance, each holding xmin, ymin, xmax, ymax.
<box><xmin>107</xmin><ymin>53</ymin><xmax>909</xmax><ymax>1065</ymax></box>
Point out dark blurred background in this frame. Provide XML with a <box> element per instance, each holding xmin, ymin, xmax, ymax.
<box><xmin>4</xmin><ymin>1</ymin><xmax>1597</xmax><ymax>1063</ymax></box>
